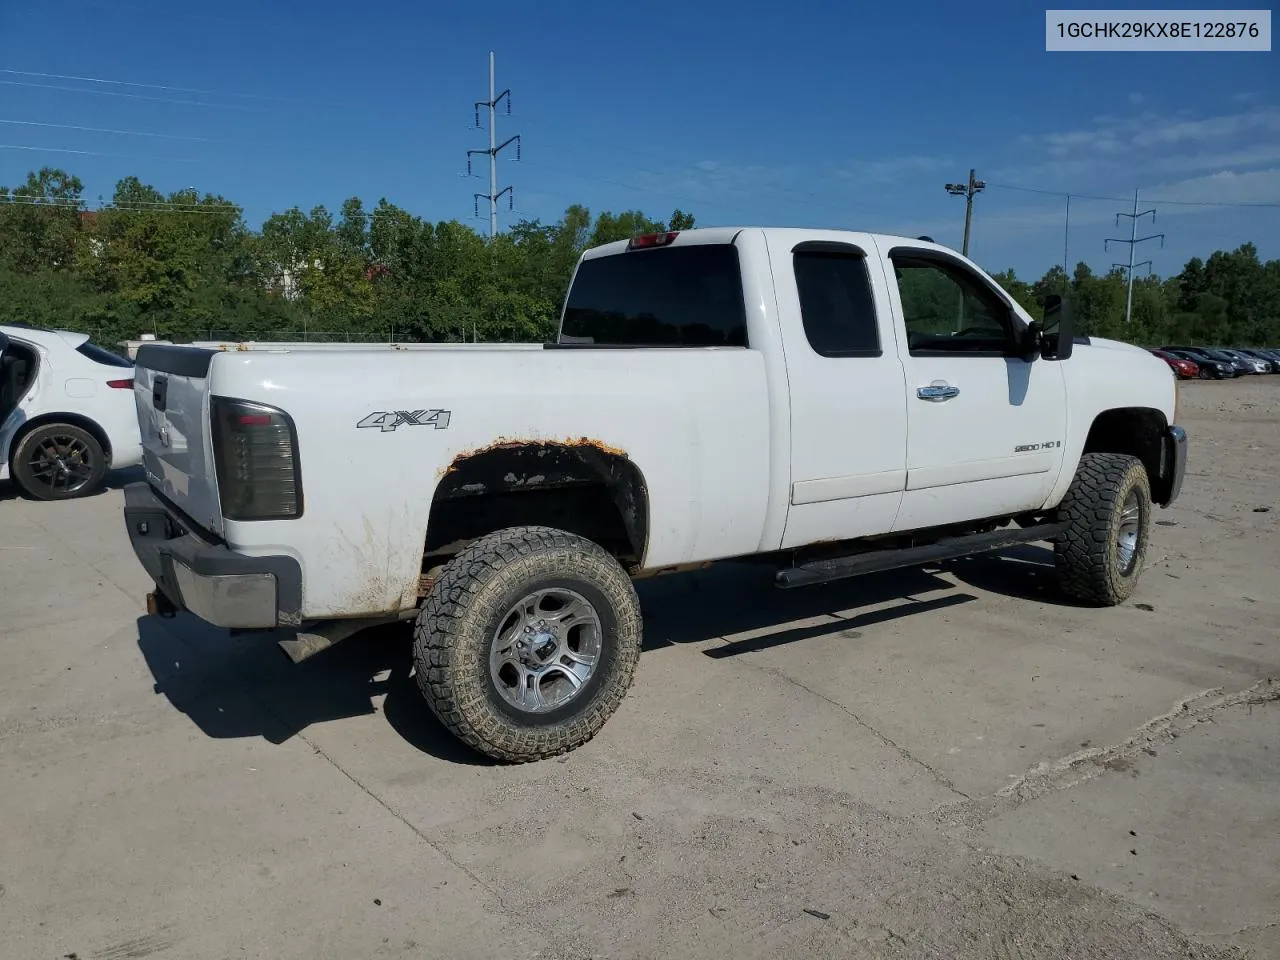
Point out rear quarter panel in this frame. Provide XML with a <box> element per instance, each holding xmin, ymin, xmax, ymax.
<box><xmin>210</xmin><ymin>346</ymin><xmax>772</xmax><ymax>619</ymax></box>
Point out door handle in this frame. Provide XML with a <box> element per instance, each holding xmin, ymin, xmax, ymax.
<box><xmin>917</xmin><ymin>383</ymin><xmax>960</xmax><ymax>402</ymax></box>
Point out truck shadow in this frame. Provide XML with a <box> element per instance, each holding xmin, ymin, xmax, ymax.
<box><xmin>135</xmin><ymin>544</ymin><xmax>1063</xmax><ymax>764</ymax></box>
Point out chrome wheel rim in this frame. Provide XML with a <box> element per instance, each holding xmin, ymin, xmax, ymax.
<box><xmin>489</xmin><ymin>588</ymin><xmax>602</xmax><ymax>714</ymax></box>
<box><xmin>1116</xmin><ymin>490</ymin><xmax>1142</xmax><ymax>575</ymax></box>
<box><xmin>27</xmin><ymin>434</ymin><xmax>95</xmax><ymax>494</ymax></box>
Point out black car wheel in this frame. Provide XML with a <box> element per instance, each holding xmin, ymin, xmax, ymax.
<box><xmin>11</xmin><ymin>423</ymin><xmax>108</xmax><ymax>501</ymax></box>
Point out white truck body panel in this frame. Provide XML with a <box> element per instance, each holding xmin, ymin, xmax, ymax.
<box><xmin>145</xmin><ymin>345</ymin><xmax>772</xmax><ymax>618</ymax></box>
<box><xmin>760</xmin><ymin>229</ymin><xmax>910</xmax><ymax>547</ymax></box>
<box><xmin>124</xmin><ymin>227</ymin><xmax>1179</xmax><ymax>625</ymax></box>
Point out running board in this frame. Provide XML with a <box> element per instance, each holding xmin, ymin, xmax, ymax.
<box><xmin>775</xmin><ymin>521</ymin><xmax>1069</xmax><ymax>590</ymax></box>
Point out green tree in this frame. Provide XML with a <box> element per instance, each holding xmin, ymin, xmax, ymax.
<box><xmin>991</xmin><ymin>268</ymin><xmax>1040</xmax><ymax>315</ymax></box>
<box><xmin>0</xmin><ymin>168</ymin><xmax>86</xmax><ymax>274</ymax></box>
<box><xmin>4</xmin><ymin>162</ymin><xmax>1277</xmax><ymax>352</ymax></box>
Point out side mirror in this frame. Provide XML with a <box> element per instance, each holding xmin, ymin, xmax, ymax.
<box><xmin>1040</xmin><ymin>293</ymin><xmax>1075</xmax><ymax>361</ymax></box>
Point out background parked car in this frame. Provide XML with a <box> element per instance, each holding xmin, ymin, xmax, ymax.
<box><xmin>1162</xmin><ymin>347</ymin><xmax>1237</xmax><ymax>379</ymax></box>
<box><xmin>1186</xmin><ymin>347</ymin><xmax>1254</xmax><ymax>376</ymax></box>
<box><xmin>1149</xmin><ymin>348</ymin><xmax>1199</xmax><ymax>379</ymax></box>
<box><xmin>1214</xmin><ymin>347</ymin><xmax>1271</xmax><ymax>374</ymax></box>
<box><xmin>1</xmin><ymin>324</ymin><xmax>142</xmax><ymax>500</ymax></box>
<box><xmin>1232</xmin><ymin>348</ymin><xmax>1279</xmax><ymax>372</ymax></box>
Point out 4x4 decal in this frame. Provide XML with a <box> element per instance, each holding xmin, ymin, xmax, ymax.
<box><xmin>357</xmin><ymin>409</ymin><xmax>452</xmax><ymax>432</ymax></box>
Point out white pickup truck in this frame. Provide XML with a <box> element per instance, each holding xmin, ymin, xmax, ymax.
<box><xmin>122</xmin><ymin>228</ymin><xmax>1187</xmax><ymax>762</ymax></box>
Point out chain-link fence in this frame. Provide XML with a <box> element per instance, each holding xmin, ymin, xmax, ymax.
<box><xmin>197</xmin><ymin>330</ymin><xmax>398</xmax><ymax>343</ymax></box>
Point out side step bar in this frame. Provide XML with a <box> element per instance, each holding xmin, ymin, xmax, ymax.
<box><xmin>775</xmin><ymin>521</ymin><xmax>1068</xmax><ymax>590</ymax></box>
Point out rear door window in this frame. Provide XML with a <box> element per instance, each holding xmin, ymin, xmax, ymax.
<box><xmin>560</xmin><ymin>244</ymin><xmax>748</xmax><ymax>347</ymax></box>
<box><xmin>792</xmin><ymin>246</ymin><xmax>880</xmax><ymax>357</ymax></box>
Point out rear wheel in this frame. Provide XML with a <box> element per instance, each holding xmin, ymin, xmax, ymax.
<box><xmin>11</xmin><ymin>423</ymin><xmax>107</xmax><ymax>501</ymax></box>
<box><xmin>413</xmin><ymin>526</ymin><xmax>643</xmax><ymax>762</ymax></box>
<box><xmin>1054</xmin><ymin>453</ymin><xmax>1152</xmax><ymax>606</ymax></box>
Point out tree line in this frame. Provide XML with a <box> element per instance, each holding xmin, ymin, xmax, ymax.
<box><xmin>2</xmin><ymin>166</ymin><xmax>1277</xmax><ymax>350</ymax></box>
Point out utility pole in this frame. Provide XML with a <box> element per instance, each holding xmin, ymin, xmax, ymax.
<box><xmin>944</xmin><ymin>168</ymin><xmax>985</xmax><ymax>257</ymax></box>
<box><xmin>1105</xmin><ymin>189</ymin><xmax>1165</xmax><ymax>324</ymax></box>
<box><xmin>467</xmin><ymin>51</ymin><xmax>521</xmax><ymax>239</ymax></box>
<box><xmin>1063</xmin><ymin>194</ymin><xmax>1071</xmax><ymax>279</ymax></box>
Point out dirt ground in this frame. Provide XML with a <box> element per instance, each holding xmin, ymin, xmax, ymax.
<box><xmin>1</xmin><ymin>376</ymin><xmax>1276</xmax><ymax>960</ymax></box>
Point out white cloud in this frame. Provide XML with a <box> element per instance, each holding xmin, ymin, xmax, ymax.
<box><xmin>1131</xmin><ymin>108</ymin><xmax>1280</xmax><ymax>147</ymax></box>
<box><xmin>1142</xmin><ymin>167</ymin><xmax>1280</xmax><ymax>206</ymax></box>
<box><xmin>999</xmin><ymin>105</ymin><xmax>1280</xmax><ymax>188</ymax></box>
<box><xmin>1128</xmin><ymin>92</ymin><xmax>1145</xmax><ymax>106</ymax></box>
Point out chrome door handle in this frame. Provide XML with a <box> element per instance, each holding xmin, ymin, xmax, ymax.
<box><xmin>917</xmin><ymin>384</ymin><xmax>960</xmax><ymax>402</ymax></box>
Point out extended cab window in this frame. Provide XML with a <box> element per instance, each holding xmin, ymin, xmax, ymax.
<box><xmin>891</xmin><ymin>253</ymin><xmax>1015</xmax><ymax>355</ymax></box>
<box><xmin>560</xmin><ymin>244</ymin><xmax>748</xmax><ymax>347</ymax></box>
<box><xmin>793</xmin><ymin>246</ymin><xmax>880</xmax><ymax>357</ymax></box>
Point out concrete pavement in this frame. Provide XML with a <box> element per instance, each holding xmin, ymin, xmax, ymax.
<box><xmin>2</xmin><ymin>378</ymin><xmax>1276</xmax><ymax>959</ymax></box>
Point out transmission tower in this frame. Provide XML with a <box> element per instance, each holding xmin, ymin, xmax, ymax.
<box><xmin>467</xmin><ymin>51</ymin><xmax>521</xmax><ymax>239</ymax></box>
<box><xmin>1105</xmin><ymin>189</ymin><xmax>1165</xmax><ymax>324</ymax></box>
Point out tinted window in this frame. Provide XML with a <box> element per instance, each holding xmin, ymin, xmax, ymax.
<box><xmin>76</xmin><ymin>341</ymin><xmax>134</xmax><ymax>368</ymax></box>
<box><xmin>891</xmin><ymin>254</ymin><xmax>1014</xmax><ymax>355</ymax></box>
<box><xmin>793</xmin><ymin>250</ymin><xmax>880</xmax><ymax>357</ymax></box>
<box><xmin>561</xmin><ymin>245</ymin><xmax>747</xmax><ymax>347</ymax></box>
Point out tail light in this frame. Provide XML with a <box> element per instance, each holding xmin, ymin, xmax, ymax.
<box><xmin>107</xmin><ymin>378</ymin><xmax>134</xmax><ymax>389</ymax></box>
<box><xmin>210</xmin><ymin>397</ymin><xmax>302</xmax><ymax>520</ymax></box>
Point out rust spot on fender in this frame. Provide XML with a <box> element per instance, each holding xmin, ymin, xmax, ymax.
<box><xmin>437</xmin><ymin>435</ymin><xmax>629</xmax><ymax>479</ymax></box>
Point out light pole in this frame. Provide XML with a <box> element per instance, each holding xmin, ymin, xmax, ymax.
<box><xmin>944</xmin><ymin>168</ymin><xmax>985</xmax><ymax>257</ymax></box>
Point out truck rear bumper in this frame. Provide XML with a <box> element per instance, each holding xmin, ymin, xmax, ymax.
<box><xmin>123</xmin><ymin>482</ymin><xmax>302</xmax><ymax>629</ymax></box>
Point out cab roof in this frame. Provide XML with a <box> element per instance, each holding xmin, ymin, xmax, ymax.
<box><xmin>580</xmin><ymin>226</ymin><xmax>963</xmax><ymax>261</ymax></box>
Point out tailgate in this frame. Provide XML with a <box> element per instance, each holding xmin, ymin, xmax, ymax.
<box><xmin>132</xmin><ymin>345</ymin><xmax>224</xmax><ymax>536</ymax></box>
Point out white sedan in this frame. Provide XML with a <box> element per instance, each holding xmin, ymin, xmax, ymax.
<box><xmin>1</xmin><ymin>324</ymin><xmax>143</xmax><ymax>500</ymax></box>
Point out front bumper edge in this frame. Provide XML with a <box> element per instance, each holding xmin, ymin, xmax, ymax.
<box><xmin>1159</xmin><ymin>424</ymin><xmax>1188</xmax><ymax>507</ymax></box>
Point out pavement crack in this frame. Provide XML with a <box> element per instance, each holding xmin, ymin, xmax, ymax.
<box><xmin>1229</xmin><ymin>919</ymin><xmax>1280</xmax><ymax>937</ymax></box>
<box><xmin>25</xmin><ymin>511</ymin><xmax>142</xmax><ymax>609</ymax></box>
<box><xmin>147</xmin><ymin>618</ymin><xmax>519</xmax><ymax>916</ymax></box>
<box><xmin>295</xmin><ymin>732</ymin><xmax>518</xmax><ymax>913</ymax></box>
<box><xmin>726</xmin><ymin>641</ymin><xmax>971</xmax><ymax>801</ymax></box>
<box><xmin>983</xmin><ymin>678</ymin><xmax>1278</xmax><ymax>813</ymax></box>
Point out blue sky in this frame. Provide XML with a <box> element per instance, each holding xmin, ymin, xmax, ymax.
<box><xmin>2</xmin><ymin>0</ymin><xmax>1277</xmax><ymax>280</ymax></box>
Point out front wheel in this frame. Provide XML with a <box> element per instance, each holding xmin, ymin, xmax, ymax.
<box><xmin>11</xmin><ymin>423</ymin><xmax>107</xmax><ymax>501</ymax></box>
<box><xmin>1054</xmin><ymin>453</ymin><xmax>1152</xmax><ymax>606</ymax></box>
<box><xmin>413</xmin><ymin>526</ymin><xmax>643</xmax><ymax>762</ymax></box>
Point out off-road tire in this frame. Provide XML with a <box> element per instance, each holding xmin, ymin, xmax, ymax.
<box><xmin>1054</xmin><ymin>452</ymin><xmax>1152</xmax><ymax>606</ymax></box>
<box><xmin>413</xmin><ymin>525</ymin><xmax>643</xmax><ymax>763</ymax></box>
<box><xmin>11</xmin><ymin>423</ymin><xmax>108</xmax><ymax>501</ymax></box>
